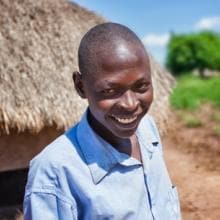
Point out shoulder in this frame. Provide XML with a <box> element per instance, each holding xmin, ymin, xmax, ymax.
<box><xmin>140</xmin><ymin>114</ymin><xmax>161</xmax><ymax>140</ymax></box>
<box><xmin>26</xmin><ymin>124</ymin><xmax>82</xmax><ymax>189</ymax></box>
<box><xmin>138</xmin><ymin>114</ymin><xmax>163</xmax><ymax>151</ymax></box>
<box><xmin>30</xmin><ymin>132</ymin><xmax>75</xmax><ymax>169</ymax></box>
<box><xmin>23</xmin><ymin>132</ymin><xmax>79</xmax><ymax>217</ymax></box>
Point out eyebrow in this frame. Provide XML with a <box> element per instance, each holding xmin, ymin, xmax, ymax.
<box><xmin>95</xmin><ymin>81</ymin><xmax>118</xmax><ymax>90</ymax></box>
<box><xmin>95</xmin><ymin>76</ymin><xmax>151</xmax><ymax>89</ymax></box>
<box><xmin>134</xmin><ymin>77</ymin><xmax>151</xmax><ymax>84</ymax></box>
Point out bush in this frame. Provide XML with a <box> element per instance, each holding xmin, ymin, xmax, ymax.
<box><xmin>166</xmin><ymin>31</ymin><xmax>220</xmax><ymax>76</ymax></box>
<box><xmin>170</xmin><ymin>74</ymin><xmax>220</xmax><ymax>110</ymax></box>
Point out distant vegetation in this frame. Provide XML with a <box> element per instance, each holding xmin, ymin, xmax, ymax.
<box><xmin>170</xmin><ymin>74</ymin><xmax>220</xmax><ymax>110</ymax></box>
<box><xmin>170</xmin><ymin>73</ymin><xmax>220</xmax><ymax>133</ymax></box>
<box><xmin>166</xmin><ymin>31</ymin><xmax>220</xmax><ymax>77</ymax></box>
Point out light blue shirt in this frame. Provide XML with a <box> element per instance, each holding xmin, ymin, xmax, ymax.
<box><xmin>24</xmin><ymin>111</ymin><xmax>181</xmax><ymax>220</ymax></box>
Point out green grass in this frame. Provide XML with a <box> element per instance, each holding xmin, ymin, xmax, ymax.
<box><xmin>177</xmin><ymin>111</ymin><xmax>203</xmax><ymax>128</ymax></box>
<box><xmin>212</xmin><ymin>125</ymin><xmax>220</xmax><ymax>137</ymax></box>
<box><xmin>212</xmin><ymin>112</ymin><xmax>220</xmax><ymax>122</ymax></box>
<box><xmin>170</xmin><ymin>74</ymin><xmax>220</xmax><ymax>110</ymax></box>
<box><xmin>183</xmin><ymin>115</ymin><xmax>203</xmax><ymax>128</ymax></box>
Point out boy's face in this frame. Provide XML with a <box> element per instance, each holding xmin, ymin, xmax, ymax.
<box><xmin>76</xmin><ymin>42</ymin><xmax>153</xmax><ymax>138</ymax></box>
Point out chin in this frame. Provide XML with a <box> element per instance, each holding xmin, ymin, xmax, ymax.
<box><xmin>108</xmin><ymin>116</ymin><xmax>142</xmax><ymax>139</ymax></box>
<box><xmin>112</xmin><ymin>127</ymin><xmax>137</xmax><ymax>139</ymax></box>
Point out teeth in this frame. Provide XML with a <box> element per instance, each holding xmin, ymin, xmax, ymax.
<box><xmin>112</xmin><ymin>116</ymin><xmax>137</xmax><ymax>124</ymax></box>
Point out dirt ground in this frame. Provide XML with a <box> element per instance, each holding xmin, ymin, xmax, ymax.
<box><xmin>163</xmin><ymin>106</ymin><xmax>220</xmax><ymax>220</ymax></box>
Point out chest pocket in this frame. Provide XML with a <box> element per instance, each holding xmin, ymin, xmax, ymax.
<box><xmin>143</xmin><ymin>146</ymin><xmax>181</xmax><ymax>219</ymax></box>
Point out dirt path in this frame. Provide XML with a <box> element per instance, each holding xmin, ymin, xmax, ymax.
<box><xmin>163</xmin><ymin>136</ymin><xmax>220</xmax><ymax>220</ymax></box>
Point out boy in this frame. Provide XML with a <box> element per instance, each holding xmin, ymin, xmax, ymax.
<box><xmin>24</xmin><ymin>22</ymin><xmax>181</xmax><ymax>219</ymax></box>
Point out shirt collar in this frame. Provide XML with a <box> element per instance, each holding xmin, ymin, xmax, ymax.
<box><xmin>76</xmin><ymin>110</ymin><xmax>159</xmax><ymax>184</ymax></box>
<box><xmin>135</xmin><ymin>114</ymin><xmax>159</xmax><ymax>155</ymax></box>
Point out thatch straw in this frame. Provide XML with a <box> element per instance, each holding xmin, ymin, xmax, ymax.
<box><xmin>148</xmin><ymin>55</ymin><xmax>175</xmax><ymax>135</ymax></box>
<box><xmin>0</xmin><ymin>0</ymin><xmax>175</xmax><ymax>135</ymax></box>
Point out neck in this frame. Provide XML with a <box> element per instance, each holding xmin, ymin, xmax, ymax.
<box><xmin>87</xmin><ymin>110</ymin><xmax>126</xmax><ymax>147</ymax></box>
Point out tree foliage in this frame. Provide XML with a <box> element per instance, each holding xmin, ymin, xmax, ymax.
<box><xmin>166</xmin><ymin>31</ymin><xmax>220</xmax><ymax>76</ymax></box>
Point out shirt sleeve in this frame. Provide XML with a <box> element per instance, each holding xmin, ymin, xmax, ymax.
<box><xmin>23</xmin><ymin>191</ymin><xmax>78</xmax><ymax>220</ymax></box>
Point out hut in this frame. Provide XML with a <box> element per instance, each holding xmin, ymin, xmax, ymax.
<box><xmin>0</xmin><ymin>0</ymin><xmax>175</xmax><ymax>212</ymax></box>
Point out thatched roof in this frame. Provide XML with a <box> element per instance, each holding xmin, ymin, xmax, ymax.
<box><xmin>0</xmin><ymin>0</ymin><xmax>175</xmax><ymax>135</ymax></box>
<box><xmin>148</xmin><ymin>56</ymin><xmax>175</xmax><ymax>134</ymax></box>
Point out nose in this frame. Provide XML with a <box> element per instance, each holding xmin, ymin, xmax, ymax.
<box><xmin>119</xmin><ymin>90</ymin><xmax>139</xmax><ymax>111</ymax></box>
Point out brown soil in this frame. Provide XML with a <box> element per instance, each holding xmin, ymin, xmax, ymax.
<box><xmin>163</xmin><ymin>105</ymin><xmax>220</xmax><ymax>220</ymax></box>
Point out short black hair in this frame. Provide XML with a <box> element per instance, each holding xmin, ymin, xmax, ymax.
<box><xmin>78</xmin><ymin>22</ymin><xmax>146</xmax><ymax>76</ymax></box>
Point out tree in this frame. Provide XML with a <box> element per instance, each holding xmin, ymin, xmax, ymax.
<box><xmin>166</xmin><ymin>31</ymin><xmax>220</xmax><ymax>76</ymax></box>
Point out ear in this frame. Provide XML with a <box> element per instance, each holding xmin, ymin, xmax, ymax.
<box><xmin>72</xmin><ymin>71</ymin><xmax>86</xmax><ymax>98</ymax></box>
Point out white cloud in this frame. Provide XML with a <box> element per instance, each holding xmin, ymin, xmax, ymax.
<box><xmin>141</xmin><ymin>33</ymin><xmax>170</xmax><ymax>65</ymax></box>
<box><xmin>142</xmin><ymin>33</ymin><xmax>170</xmax><ymax>47</ymax></box>
<box><xmin>195</xmin><ymin>16</ymin><xmax>220</xmax><ymax>30</ymax></box>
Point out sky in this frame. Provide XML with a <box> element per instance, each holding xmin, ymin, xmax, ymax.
<box><xmin>71</xmin><ymin>0</ymin><xmax>220</xmax><ymax>65</ymax></box>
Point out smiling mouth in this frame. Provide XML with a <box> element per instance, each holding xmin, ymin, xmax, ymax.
<box><xmin>111</xmin><ymin>115</ymin><xmax>138</xmax><ymax>124</ymax></box>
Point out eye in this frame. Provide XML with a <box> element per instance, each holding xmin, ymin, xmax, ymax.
<box><xmin>99</xmin><ymin>88</ymin><xmax>117</xmax><ymax>98</ymax></box>
<box><xmin>101</xmin><ymin>88</ymin><xmax>116</xmax><ymax>95</ymax></box>
<box><xmin>136</xmin><ymin>82</ymin><xmax>151</xmax><ymax>92</ymax></box>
